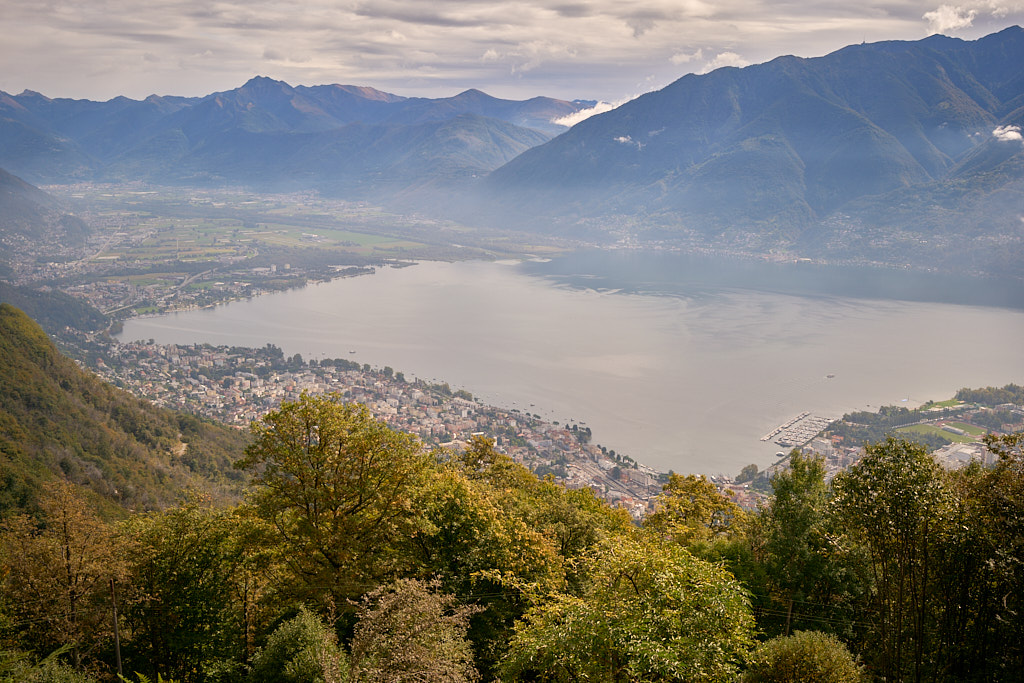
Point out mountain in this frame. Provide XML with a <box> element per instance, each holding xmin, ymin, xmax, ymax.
<box><xmin>0</xmin><ymin>304</ymin><xmax>247</xmax><ymax>515</ymax></box>
<box><xmin>482</xmin><ymin>27</ymin><xmax>1024</xmax><ymax>271</ymax></box>
<box><xmin>0</xmin><ymin>168</ymin><xmax>88</xmax><ymax>260</ymax></box>
<box><xmin>0</xmin><ymin>77</ymin><xmax>589</xmax><ymax>194</ymax></box>
<box><xmin>0</xmin><ymin>282</ymin><xmax>107</xmax><ymax>335</ymax></box>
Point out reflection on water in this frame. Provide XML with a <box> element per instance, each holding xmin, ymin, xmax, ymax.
<box><xmin>119</xmin><ymin>252</ymin><xmax>1024</xmax><ymax>475</ymax></box>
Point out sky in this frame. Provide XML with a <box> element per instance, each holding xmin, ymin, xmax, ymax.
<box><xmin>2</xmin><ymin>1</ymin><xmax>1024</xmax><ymax>105</ymax></box>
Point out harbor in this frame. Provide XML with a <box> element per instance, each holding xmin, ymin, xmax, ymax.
<box><xmin>762</xmin><ymin>412</ymin><xmax>837</xmax><ymax>449</ymax></box>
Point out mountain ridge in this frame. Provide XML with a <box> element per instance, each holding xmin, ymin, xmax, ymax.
<box><xmin>476</xmin><ymin>26</ymin><xmax>1024</xmax><ymax>274</ymax></box>
<box><xmin>0</xmin><ymin>78</ymin><xmax>590</xmax><ymax>193</ymax></box>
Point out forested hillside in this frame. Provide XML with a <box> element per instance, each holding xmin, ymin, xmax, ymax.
<box><xmin>0</xmin><ymin>372</ymin><xmax>1020</xmax><ymax>681</ymax></box>
<box><xmin>0</xmin><ymin>304</ymin><xmax>246</xmax><ymax>515</ymax></box>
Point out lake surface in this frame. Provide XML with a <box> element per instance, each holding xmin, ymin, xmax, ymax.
<box><xmin>119</xmin><ymin>252</ymin><xmax>1024</xmax><ymax>475</ymax></box>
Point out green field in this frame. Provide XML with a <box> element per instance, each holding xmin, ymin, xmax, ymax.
<box><xmin>920</xmin><ymin>398</ymin><xmax>962</xmax><ymax>410</ymax></box>
<box><xmin>947</xmin><ymin>421</ymin><xmax>986</xmax><ymax>436</ymax></box>
<box><xmin>897</xmin><ymin>424</ymin><xmax>976</xmax><ymax>444</ymax></box>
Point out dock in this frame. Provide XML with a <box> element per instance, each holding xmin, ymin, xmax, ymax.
<box><xmin>762</xmin><ymin>412</ymin><xmax>837</xmax><ymax>448</ymax></box>
<box><xmin>761</xmin><ymin>412</ymin><xmax>810</xmax><ymax>441</ymax></box>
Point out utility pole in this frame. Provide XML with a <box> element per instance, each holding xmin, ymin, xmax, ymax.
<box><xmin>110</xmin><ymin>578</ymin><xmax>122</xmax><ymax>677</ymax></box>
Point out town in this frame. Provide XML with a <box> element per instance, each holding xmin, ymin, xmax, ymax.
<box><xmin>84</xmin><ymin>334</ymin><xmax>679</xmax><ymax>518</ymax></box>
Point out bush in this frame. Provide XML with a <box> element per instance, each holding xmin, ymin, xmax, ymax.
<box><xmin>743</xmin><ymin>631</ymin><xmax>863</xmax><ymax>683</ymax></box>
<box><xmin>249</xmin><ymin>607</ymin><xmax>348</xmax><ymax>683</ymax></box>
<box><xmin>0</xmin><ymin>647</ymin><xmax>96</xmax><ymax>683</ymax></box>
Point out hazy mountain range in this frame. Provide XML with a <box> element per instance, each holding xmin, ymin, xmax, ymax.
<box><xmin>0</xmin><ymin>76</ymin><xmax>591</xmax><ymax>192</ymax></box>
<box><xmin>480</xmin><ymin>27</ymin><xmax>1024</xmax><ymax>269</ymax></box>
<box><xmin>2</xmin><ymin>28</ymin><xmax>1024</xmax><ymax>275</ymax></box>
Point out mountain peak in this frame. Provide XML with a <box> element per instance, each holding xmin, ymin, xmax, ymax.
<box><xmin>16</xmin><ymin>89</ymin><xmax>50</xmax><ymax>101</ymax></box>
<box><xmin>454</xmin><ymin>88</ymin><xmax>494</xmax><ymax>101</ymax></box>
<box><xmin>240</xmin><ymin>75</ymin><xmax>291</xmax><ymax>90</ymax></box>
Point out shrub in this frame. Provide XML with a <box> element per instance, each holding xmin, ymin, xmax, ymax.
<box><xmin>743</xmin><ymin>631</ymin><xmax>862</xmax><ymax>683</ymax></box>
<box><xmin>249</xmin><ymin>607</ymin><xmax>348</xmax><ymax>683</ymax></box>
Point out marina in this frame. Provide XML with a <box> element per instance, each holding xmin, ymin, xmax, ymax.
<box><xmin>762</xmin><ymin>412</ymin><xmax>837</xmax><ymax>449</ymax></box>
<box><xmin>760</xmin><ymin>412</ymin><xmax>810</xmax><ymax>442</ymax></box>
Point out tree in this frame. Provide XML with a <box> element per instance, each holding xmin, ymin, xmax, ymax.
<box><xmin>832</xmin><ymin>438</ymin><xmax>947</xmax><ymax>682</ymax></box>
<box><xmin>736</xmin><ymin>464</ymin><xmax>759</xmax><ymax>484</ymax></box>
<box><xmin>742</xmin><ymin>631</ymin><xmax>863</xmax><ymax>683</ymax></box>
<box><xmin>502</xmin><ymin>533</ymin><xmax>755</xmax><ymax>682</ymax></box>
<box><xmin>928</xmin><ymin>432</ymin><xmax>1024</xmax><ymax>680</ymax></box>
<box><xmin>408</xmin><ymin>437</ymin><xmax>627</xmax><ymax>677</ymax></box>
<box><xmin>120</xmin><ymin>503</ymin><xmax>278</xmax><ymax>682</ymax></box>
<box><xmin>349</xmin><ymin>579</ymin><xmax>481</xmax><ymax>683</ymax></box>
<box><xmin>645</xmin><ymin>473</ymin><xmax>745</xmax><ymax>545</ymax></box>
<box><xmin>249</xmin><ymin>607</ymin><xmax>348</xmax><ymax>683</ymax></box>
<box><xmin>236</xmin><ymin>393</ymin><xmax>429</xmax><ymax>602</ymax></box>
<box><xmin>754</xmin><ymin>452</ymin><xmax>865</xmax><ymax>638</ymax></box>
<box><xmin>0</xmin><ymin>481</ymin><xmax>128</xmax><ymax>671</ymax></box>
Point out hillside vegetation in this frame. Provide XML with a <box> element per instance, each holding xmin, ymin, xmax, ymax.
<box><xmin>0</xmin><ymin>304</ymin><xmax>246</xmax><ymax>515</ymax></box>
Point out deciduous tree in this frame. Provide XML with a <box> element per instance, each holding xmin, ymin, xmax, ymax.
<box><xmin>0</xmin><ymin>481</ymin><xmax>127</xmax><ymax>671</ymax></box>
<box><xmin>236</xmin><ymin>393</ymin><xmax>429</xmax><ymax>601</ymax></box>
<box><xmin>832</xmin><ymin>438</ymin><xmax>947</xmax><ymax>682</ymax></box>
<box><xmin>502</xmin><ymin>533</ymin><xmax>755</xmax><ymax>682</ymax></box>
<box><xmin>645</xmin><ymin>473</ymin><xmax>745</xmax><ymax>545</ymax></box>
<box><xmin>350</xmin><ymin>579</ymin><xmax>481</xmax><ymax>683</ymax></box>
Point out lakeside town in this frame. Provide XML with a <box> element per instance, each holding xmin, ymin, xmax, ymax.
<box><xmin>82</xmin><ymin>334</ymin><xmax>679</xmax><ymax>518</ymax></box>
<box><xmin>67</xmin><ymin>326</ymin><xmax>1024</xmax><ymax>520</ymax></box>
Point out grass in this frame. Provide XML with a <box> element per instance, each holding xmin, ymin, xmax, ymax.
<box><xmin>920</xmin><ymin>398</ymin><xmax>962</xmax><ymax>410</ymax></box>
<box><xmin>897</xmin><ymin>424</ymin><xmax>976</xmax><ymax>444</ymax></box>
<box><xmin>947</xmin><ymin>421</ymin><xmax>986</xmax><ymax>436</ymax></box>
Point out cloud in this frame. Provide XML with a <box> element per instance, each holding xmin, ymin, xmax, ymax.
<box><xmin>992</xmin><ymin>124</ymin><xmax>1024</xmax><ymax>143</ymax></box>
<box><xmin>552</xmin><ymin>97</ymin><xmax>633</xmax><ymax>127</ymax></box>
<box><xmin>6</xmin><ymin>0</ymin><xmax>1024</xmax><ymax>104</ymax></box>
<box><xmin>700</xmin><ymin>51</ymin><xmax>750</xmax><ymax>73</ymax></box>
<box><xmin>614</xmin><ymin>134</ymin><xmax>644</xmax><ymax>150</ymax></box>
<box><xmin>923</xmin><ymin>5</ymin><xmax>978</xmax><ymax>34</ymax></box>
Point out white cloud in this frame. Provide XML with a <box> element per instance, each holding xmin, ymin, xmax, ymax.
<box><xmin>552</xmin><ymin>97</ymin><xmax>634</xmax><ymax>127</ymax></box>
<box><xmin>923</xmin><ymin>5</ymin><xmax>978</xmax><ymax>34</ymax></box>
<box><xmin>700</xmin><ymin>51</ymin><xmax>750</xmax><ymax>73</ymax></box>
<box><xmin>992</xmin><ymin>124</ymin><xmax>1024</xmax><ymax>143</ymax></box>
<box><xmin>614</xmin><ymin>134</ymin><xmax>644</xmax><ymax>150</ymax></box>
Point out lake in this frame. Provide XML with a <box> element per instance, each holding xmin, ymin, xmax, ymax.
<box><xmin>118</xmin><ymin>251</ymin><xmax>1024</xmax><ymax>475</ymax></box>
